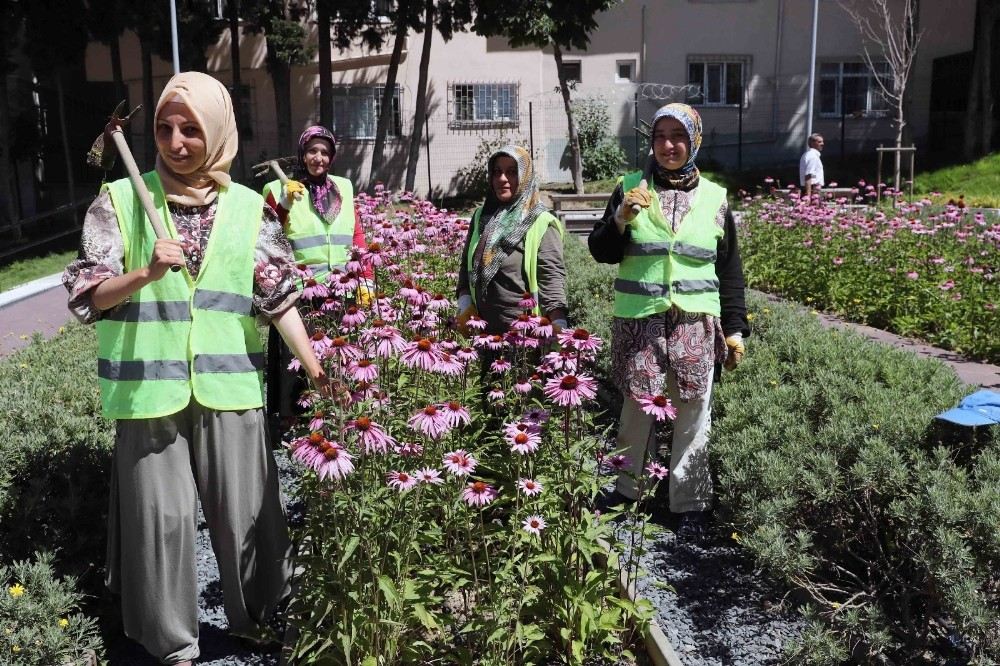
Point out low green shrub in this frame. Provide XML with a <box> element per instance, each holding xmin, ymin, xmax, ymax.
<box><xmin>573</xmin><ymin>96</ymin><xmax>626</xmax><ymax>181</ymax></box>
<box><xmin>562</xmin><ymin>237</ymin><xmax>1000</xmax><ymax>662</ymax></box>
<box><xmin>0</xmin><ymin>551</ymin><xmax>103</xmax><ymax>664</ymax></box>
<box><xmin>714</xmin><ymin>296</ymin><xmax>999</xmax><ymax>663</ymax></box>
<box><xmin>0</xmin><ymin>324</ymin><xmax>114</xmax><ymax>592</ymax></box>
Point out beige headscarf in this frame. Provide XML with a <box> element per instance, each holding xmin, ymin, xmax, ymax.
<box><xmin>154</xmin><ymin>72</ymin><xmax>238</xmax><ymax>206</ymax></box>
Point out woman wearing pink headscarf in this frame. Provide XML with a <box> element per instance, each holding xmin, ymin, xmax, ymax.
<box><xmin>63</xmin><ymin>72</ymin><xmax>324</xmax><ymax>663</ymax></box>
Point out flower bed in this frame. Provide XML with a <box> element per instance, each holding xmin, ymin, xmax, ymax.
<box><xmin>283</xmin><ymin>190</ymin><xmax>654</xmax><ymax>664</ymax></box>
<box><xmin>737</xmin><ymin>190</ymin><xmax>1000</xmax><ymax>363</ymax></box>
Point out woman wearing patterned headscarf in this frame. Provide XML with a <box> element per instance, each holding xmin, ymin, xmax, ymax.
<box><xmin>456</xmin><ymin>145</ymin><xmax>568</xmax><ymax>335</ymax></box>
<box><xmin>63</xmin><ymin>72</ymin><xmax>327</xmax><ymax>664</ymax></box>
<box><xmin>262</xmin><ymin>125</ymin><xmax>370</xmax><ymax>428</ymax></box>
<box><xmin>588</xmin><ymin>103</ymin><xmax>749</xmax><ymax>536</ymax></box>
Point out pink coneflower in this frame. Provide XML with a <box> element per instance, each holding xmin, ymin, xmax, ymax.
<box><xmin>508</xmin><ymin>331</ymin><xmax>539</xmax><ymax>349</ymax></box>
<box><xmin>346</xmin><ymin>249</ymin><xmax>366</xmax><ymax>274</ymax></box>
<box><xmin>517</xmin><ymin>478</ymin><xmax>544</xmax><ymax>496</ymax></box>
<box><xmin>364</xmin><ymin>241</ymin><xmax>386</xmax><ymax>268</ymax></box>
<box><xmin>427</xmin><ymin>293</ymin><xmax>451</xmax><ymax>311</ymax></box>
<box><xmin>347</xmin><ymin>358</ymin><xmax>379</xmax><ymax>383</ymax></box>
<box><xmin>301</xmin><ymin>278</ymin><xmax>329</xmax><ymax>300</ymax></box>
<box><xmin>319</xmin><ymin>297</ymin><xmax>340</xmax><ymax>312</ymax></box>
<box><xmin>638</xmin><ymin>394</ymin><xmax>677</xmax><ymax>422</ymax></box>
<box><xmin>309</xmin><ymin>411</ymin><xmax>328</xmax><ymax>432</ymax></box>
<box><xmin>518</xmin><ymin>291</ymin><xmax>537</xmax><ymax>310</ymax></box>
<box><xmin>408</xmin><ymin>404</ymin><xmax>452</xmax><ymax>439</ymax></box>
<box><xmin>346</xmin><ymin>415</ymin><xmax>396</xmax><ymax>454</ymax></box>
<box><xmin>442</xmin><ymin>449</ymin><xmax>477</xmax><ymax>476</ymax></box>
<box><xmin>508</xmin><ymin>428</ymin><xmax>541</xmax><ymax>455</ymax></box>
<box><xmin>341</xmin><ymin>305</ymin><xmax>367</xmax><ymax>329</ymax></box>
<box><xmin>485</xmin><ymin>335</ymin><xmax>508</xmax><ymax>351</ymax></box>
<box><xmin>291</xmin><ymin>435</ymin><xmax>355</xmax><ymax>481</ymax></box>
<box><xmin>326</xmin><ymin>336</ymin><xmax>362</xmax><ymax>363</ymax></box>
<box><xmin>490</xmin><ymin>357</ymin><xmax>512</xmax><ymax>374</ymax></box>
<box><xmin>939</xmin><ymin>280</ymin><xmax>955</xmax><ymax>290</ymax></box>
<box><xmin>461</xmin><ymin>481</ymin><xmax>498</xmax><ymax>507</ymax></box>
<box><xmin>401</xmin><ymin>338</ymin><xmax>439</xmax><ymax>371</ymax></box>
<box><xmin>557</xmin><ymin>328</ymin><xmax>603</xmax><ymax>352</ymax></box>
<box><xmin>531</xmin><ymin>317</ymin><xmax>554</xmax><ymax>339</ymax></box>
<box><xmin>521</xmin><ymin>407</ymin><xmax>550</xmax><ymax>425</ymax></box>
<box><xmin>487</xmin><ymin>386</ymin><xmax>506</xmax><ymax>403</ymax></box>
<box><xmin>543</xmin><ymin>373</ymin><xmax>597</xmax><ymax>407</ymax></box>
<box><xmin>395</xmin><ymin>441</ymin><xmax>424</xmax><ymax>457</ymax></box>
<box><xmin>308</xmin><ymin>330</ymin><xmax>333</xmax><ymax>355</ymax></box>
<box><xmin>415</xmin><ymin>467</ymin><xmax>444</xmax><ymax>485</ymax></box>
<box><xmin>472</xmin><ymin>333</ymin><xmax>492</xmax><ymax>349</ymax></box>
<box><xmin>646</xmin><ymin>461</ymin><xmax>669</xmax><ymax>480</ymax></box>
<box><xmin>543</xmin><ymin>350</ymin><xmax>578</xmax><ymax>373</ymax></box>
<box><xmin>432</xmin><ymin>351</ymin><xmax>465</xmax><ymax>376</ymax></box>
<box><xmin>513</xmin><ymin>378</ymin><xmax>533</xmax><ymax>394</ymax></box>
<box><xmin>906</xmin><ymin>271</ymin><xmax>920</xmax><ymax>280</ymax></box>
<box><xmin>466</xmin><ymin>315</ymin><xmax>488</xmax><ymax>331</ymax></box>
<box><xmin>511</xmin><ymin>313</ymin><xmax>535</xmax><ymax>333</ymax></box>
<box><xmin>522</xmin><ymin>515</ymin><xmax>546</xmax><ymax>536</ymax></box>
<box><xmin>387</xmin><ymin>470</ymin><xmax>419</xmax><ymax>492</ymax></box>
<box><xmin>439</xmin><ymin>401</ymin><xmax>472</xmax><ymax>428</ymax></box>
<box><xmin>363</xmin><ymin>320</ymin><xmax>407</xmax><ymax>358</ymax></box>
<box><xmin>603</xmin><ymin>454</ymin><xmax>630</xmax><ymax>472</ymax></box>
<box><xmin>505</xmin><ymin>420</ymin><xmax>542</xmax><ymax>438</ymax></box>
<box><xmin>297</xmin><ymin>390</ymin><xmax>320</xmax><ymax>409</ymax></box>
<box><xmin>405</xmin><ymin>285</ymin><xmax>432</xmax><ymax>308</ymax></box>
<box><xmin>832</xmin><ymin>257</ymin><xmax>844</xmax><ymax>266</ymax></box>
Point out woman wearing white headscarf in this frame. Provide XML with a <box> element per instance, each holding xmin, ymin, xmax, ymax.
<box><xmin>589</xmin><ymin>103</ymin><xmax>749</xmax><ymax>536</ymax></box>
<box><xmin>456</xmin><ymin>145</ymin><xmax>567</xmax><ymax>334</ymax></box>
<box><xmin>63</xmin><ymin>72</ymin><xmax>325</xmax><ymax>664</ymax></box>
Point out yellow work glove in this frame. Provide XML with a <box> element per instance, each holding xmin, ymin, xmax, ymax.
<box><xmin>455</xmin><ymin>304</ymin><xmax>478</xmax><ymax>337</ymax></box>
<box><xmin>280</xmin><ymin>180</ymin><xmax>306</xmax><ymax>208</ymax></box>
<box><xmin>356</xmin><ymin>279</ymin><xmax>374</xmax><ymax>308</ymax></box>
<box><xmin>724</xmin><ymin>335</ymin><xmax>745</xmax><ymax>371</ymax></box>
<box><xmin>616</xmin><ymin>179</ymin><xmax>652</xmax><ymax>233</ymax></box>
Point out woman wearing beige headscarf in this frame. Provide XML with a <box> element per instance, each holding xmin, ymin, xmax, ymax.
<box><xmin>63</xmin><ymin>72</ymin><xmax>325</xmax><ymax>664</ymax></box>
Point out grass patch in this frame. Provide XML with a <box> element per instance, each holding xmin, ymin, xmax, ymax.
<box><xmin>0</xmin><ymin>250</ymin><xmax>76</xmax><ymax>292</ymax></box>
<box><xmin>913</xmin><ymin>152</ymin><xmax>1000</xmax><ymax>207</ymax></box>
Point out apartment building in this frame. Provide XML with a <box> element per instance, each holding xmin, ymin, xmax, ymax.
<box><xmin>83</xmin><ymin>0</ymin><xmax>976</xmax><ymax>194</ymax></box>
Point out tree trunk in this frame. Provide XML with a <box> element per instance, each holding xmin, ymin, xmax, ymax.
<box><xmin>0</xmin><ymin>64</ymin><xmax>20</xmax><ymax>240</ymax></box>
<box><xmin>404</xmin><ymin>0</ymin><xmax>433</xmax><ymax>193</ymax></box>
<box><xmin>228</xmin><ymin>0</ymin><xmax>245</xmax><ymax>181</ymax></box>
<box><xmin>141</xmin><ymin>39</ymin><xmax>155</xmax><ymax>168</ymax></box>
<box><xmin>317</xmin><ymin>0</ymin><xmax>332</xmax><ymax>130</ymax></box>
<box><xmin>894</xmin><ymin>102</ymin><xmax>904</xmax><ymax>191</ymax></box>
<box><xmin>267</xmin><ymin>45</ymin><xmax>294</xmax><ymax>155</ymax></box>
<box><xmin>369</xmin><ymin>24</ymin><xmax>407</xmax><ymax>188</ymax></box>
<box><xmin>964</xmin><ymin>0</ymin><xmax>999</xmax><ymax>159</ymax></box>
<box><xmin>553</xmin><ymin>44</ymin><xmax>583</xmax><ymax>193</ymax></box>
<box><xmin>54</xmin><ymin>69</ymin><xmax>77</xmax><ymax>224</ymax></box>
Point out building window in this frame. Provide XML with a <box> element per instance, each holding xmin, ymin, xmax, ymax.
<box><xmin>819</xmin><ymin>62</ymin><xmax>891</xmax><ymax>117</ymax></box>
<box><xmin>448</xmin><ymin>83</ymin><xmax>519</xmax><ymax>129</ymax></box>
<box><xmin>560</xmin><ymin>61</ymin><xmax>582</xmax><ymax>85</ymax></box>
<box><xmin>686</xmin><ymin>57</ymin><xmax>747</xmax><ymax>107</ymax></box>
<box><xmin>615</xmin><ymin>59</ymin><xmax>636</xmax><ymax>83</ymax></box>
<box><xmin>327</xmin><ymin>85</ymin><xmax>402</xmax><ymax>140</ymax></box>
<box><xmin>228</xmin><ymin>84</ymin><xmax>254</xmax><ymax>140</ymax></box>
<box><xmin>372</xmin><ymin>0</ymin><xmax>393</xmax><ymax>17</ymax></box>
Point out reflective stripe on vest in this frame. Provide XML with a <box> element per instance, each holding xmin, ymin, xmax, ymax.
<box><xmin>612</xmin><ymin>172</ymin><xmax>726</xmax><ymax>319</ymax></box>
<box><xmin>265</xmin><ymin>175</ymin><xmax>356</xmax><ymax>285</ymax></box>
<box><xmin>96</xmin><ymin>172</ymin><xmax>266</xmax><ymax>419</ymax></box>
<box><xmin>465</xmin><ymin>207</ymin><xmax>563</xmax><ymax>316</ymax></box>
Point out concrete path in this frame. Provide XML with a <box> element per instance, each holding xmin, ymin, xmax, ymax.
<box><xmin>0</xmin><ymin>274</ymin><xmax>73</xmax><ymax>357</ymax></box>
<box><xmin>2</xmin><ymin>273</ymin><xmax>999</xmax><ymax>389</ymax></box>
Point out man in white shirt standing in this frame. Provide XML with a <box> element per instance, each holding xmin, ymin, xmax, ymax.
<box><xmin>799</xmin><ymin>133</ymin><xmax>825</xmax><ymax>197</ymax></box>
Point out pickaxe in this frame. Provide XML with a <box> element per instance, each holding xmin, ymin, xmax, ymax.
<box><xmin>252</xmin><ymin>157</ymin><xmax>303</xmax><ymax>202</ymax></box>
<box><xmin>88</xmin><ymin>100</ymin><xmax>182</xmax><ymax>272</ymax></box>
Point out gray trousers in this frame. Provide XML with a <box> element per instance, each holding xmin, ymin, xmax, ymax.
<box><xmin>105</xmin><ymin>401</ymin><xmax>293</xmax><ymax>664</ymax></box>
<box><xmin>615</xmin><ymin>366</ymin><xmax>715</xmax><ymax>513</ymax></box>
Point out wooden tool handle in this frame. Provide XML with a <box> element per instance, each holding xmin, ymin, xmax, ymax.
<box><xmin>109</xmin><ymin>129</ymin><xmax>183</xmax><ymax>272</ymax></box>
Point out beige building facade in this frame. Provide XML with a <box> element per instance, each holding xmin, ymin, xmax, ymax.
<box><xmin>84</xmin><ymin>0</ymin><xmax>976</xmax><ymax>194</ymax></box>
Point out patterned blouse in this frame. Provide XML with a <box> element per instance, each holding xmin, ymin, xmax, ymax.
<box><xmin>63</xmin><ymin>191</ymin><xmax>300</xmax><ymax>324</ymax></box>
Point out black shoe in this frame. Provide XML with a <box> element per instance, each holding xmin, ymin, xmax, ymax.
<box><xmin>675</xmin><ymin>510</ymin><xmax>711</xmax><ymax>540</ymax></box>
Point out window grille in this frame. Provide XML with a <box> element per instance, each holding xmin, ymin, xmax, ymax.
<box><xmin>448</xmin><ymin>82</ymin><xmax>519</xmax><ymax>129</ymax></box>
<box><xmin>686</xmin><ymin>56</ymin><xmax>750</xmax><ymax>107</ymax></box>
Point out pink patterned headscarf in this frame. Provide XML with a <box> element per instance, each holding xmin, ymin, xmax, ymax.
<box><xmin>297</xmin><ymin>125</ymin><xmax>341</xmax><ymax>222</ymax></box>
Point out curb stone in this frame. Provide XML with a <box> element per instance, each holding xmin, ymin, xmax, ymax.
<box><xmin>0</xmin><ymin>272</ymin><xmax>63</xmax><ymax>309</ymax></box>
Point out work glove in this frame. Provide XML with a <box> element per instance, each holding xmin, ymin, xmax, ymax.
<box><xmin>454</xmin><ymin>294</ymin><xmax>477</xmax><ymax>337</ymax></box>
<box><xmin>356</xmin><ymin>279</ymin><xmax>375</xmax><ymax>308</ymax></box>
<box><xmin>724</xmin><ymin>334</ymin><xmax>745</xmax><ymax>371</ymax></box>
<box><xmin>279</xmin><ymin>180</ymin><xmax>306</xmax><ymax>209</ymax></box>
<box><xmin>615</xmin><ymin>179</ymin><xmax>652</xmax><ymax>233</ymax></box>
